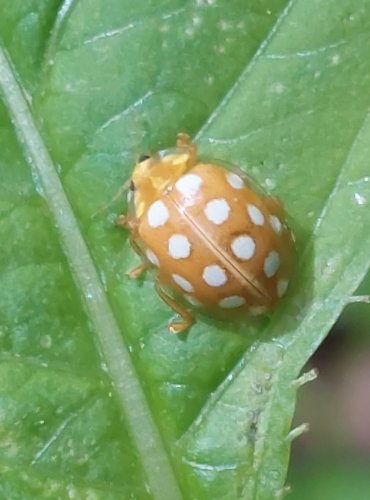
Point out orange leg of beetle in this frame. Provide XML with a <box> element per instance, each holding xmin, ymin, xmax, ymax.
<box><xmin>126</xmin><ymin>261</ymin><xmax>149</xmax><ymax>279</ymax></box>
<box><xmin>116</xmin><ymin>213</ymin><xmax>136</xmax><ymax>230</ymax></box>
<box><xmin>116</xmin><ymin>213</ymin><xmax>149</xmax><ymax>279</ymax></box>
<box><xmin>155</xmin><ymin>279</ymin><xmax>194</xmax><ymax>334</ymax></box>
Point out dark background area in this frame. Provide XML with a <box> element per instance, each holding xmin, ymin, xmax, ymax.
<box><xmin>289</xmin><ymin>273</ymin><xmax>370</xmax><ymax>499</ymax></box>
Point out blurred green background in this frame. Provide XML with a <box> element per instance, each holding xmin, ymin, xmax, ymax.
<box><xmin>289</xmin><ymin>271</ymin><xmax>370</xmax><ymax>499</ymax></box>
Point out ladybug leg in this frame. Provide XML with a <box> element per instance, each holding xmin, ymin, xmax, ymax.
<box><xmin>127</xmin><ymin>261</ymin><xmax>149</xmax><ymax>279</ymax></box>
<box><xmin>115</xmin><ymin>213</ymin><xmax>135</xmax><ymax>230</ymax></box>
<box><xmin>155</xmin><ymin>279</ymin><xmax>194</xmax><ymax>334</ymax></box>
<box><xmin>116</xmin><ymin>215</ymin><xmax>149</xmax><ymax>278</ymax></box>
<box><xmin>126</xmin><ymin>234</ymin><xmax>150</xmax><ymax>278</ymax></box>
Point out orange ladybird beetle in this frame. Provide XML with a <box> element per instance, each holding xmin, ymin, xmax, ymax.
<box><xmin>118</xmin><ymin>133</ymin><xmax>295</xmax><ymax>333</ymax></box>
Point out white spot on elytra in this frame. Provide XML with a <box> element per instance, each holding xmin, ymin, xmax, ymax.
<box><xmin>185</xmin><ymin>295</ymin><xmax>202</xmax><ymax>307</ymax></box>
<box><xmin>277</xmin><ymin>279</ymin><xmax>289</xmax><ymax>297</ymax></box>
<box><xmin>147</xmin><ymin>200</ymin><xmax>169</xmax><ymax>228</ymax></box>
<box><xmin>204</xmin><ymin>198</ymin><xmax>230</xmax><ymax>225</ymax></box>
<box><xmin>270</xmin><ymin>215</ymin><xmax>282</xmax><ymax>234</ymax></box>
<box><xmin>168</xmin><ymin>234</ymin><xmax>192</xmax><ymax>259</ymax></box>
<box><xmin>231</xmin><ymin>235</ymin><xmax>256</xmax><ymax>260</ymax></box>
<box><xmin>203</xmin><ymin>265</ymin><xmax>227</xmax><ymax>287</ymax></box>
<box><xmin>247</xmin><ymin>204</ymin><xmax>264</xmax><ymax>226</ymax></box>
<box><xmin>226</xmin><ymin>172</ymin><xmax>244</xmax><ymax>189</ymax></box>
<box><xmin>219</xmin><ymin>296</ymin><xmax>246</xmax><ymax>308</ymax></box>
<box><xmin>175</xmin><ymin>174</ymin><xmax>203</xmax><ymax>198</ymax></box>
<box><xmin>264</xmin><ymin>251</ymin><xmax>280</xmax><ymax>278</ymax></box>
<box><xmin>172</xmin><ymin>274</ymin><xmax>194</xmax><ymax>293</ymax></box>
<box><xmin>146</xmin><ymin>249</ymin><xmax>159</xmax><ymax>266</ymax></box>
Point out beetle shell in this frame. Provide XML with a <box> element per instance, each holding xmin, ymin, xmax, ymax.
<box><xmin>125</xmin><ymin>134</ymin><xmax>295</xmax><ymax>328</ymax></box>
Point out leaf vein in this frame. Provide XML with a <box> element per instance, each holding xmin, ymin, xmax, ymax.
<box><xmin>194</xmin><ymin>0</ymin><xmax>296</xmax><ymax>140</ymax></box>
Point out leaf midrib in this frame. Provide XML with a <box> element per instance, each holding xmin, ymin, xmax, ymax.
<box><xmin>0</xmin><ymin>45</ymin><xmax>183</xmax><ymax>500</ymax></box>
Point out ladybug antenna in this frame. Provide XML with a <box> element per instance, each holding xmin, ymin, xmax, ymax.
<box><xmin>90</xmin><ymin>178</ymin><xmax>131</xmax><ymax>219</ymax></box>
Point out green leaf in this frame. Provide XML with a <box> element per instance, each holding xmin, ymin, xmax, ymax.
<box><xmin>0</xmin><ymin>1</ymin><xmax>370</xmax><ymax>499</ymax></box>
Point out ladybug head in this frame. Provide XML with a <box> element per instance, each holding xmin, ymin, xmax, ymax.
<box><xmin>132</xmin><ymin>150</ymin><xmax>191</xmax><ymax>192</ymax></box>
<box><xmin>130</xmin><ymin>149</ymin><xmax>193</xmax><ymax>218</ymax></box>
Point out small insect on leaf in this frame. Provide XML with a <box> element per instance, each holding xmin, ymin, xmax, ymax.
<box><xmin>119</xmin><ymin>133</ymin><xmax>296</xmax><ymax>333</ymax></box>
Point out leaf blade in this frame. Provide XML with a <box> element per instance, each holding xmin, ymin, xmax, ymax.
<box><xmin>0</xmin><ymin>45</ymin><xmax>182</xmax><ymax>500</ymax></box>
<box><xmin>1</xmin><ymin>0</ymin><xmax>370</xmax><ymax>498</ymax></box>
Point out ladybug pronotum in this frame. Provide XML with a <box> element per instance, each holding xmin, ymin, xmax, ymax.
<box><xmin>118</xmin><ymin>133</ymin><xmax>295</xmax><ymax>334</ymax></box>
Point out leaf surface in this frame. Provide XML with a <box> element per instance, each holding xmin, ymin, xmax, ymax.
<box><xmin>0</xmin><ymin>1</ymin><xmax>370</xmax><ymax>499</ymax></box>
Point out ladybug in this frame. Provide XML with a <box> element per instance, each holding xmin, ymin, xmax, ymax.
<box><xmin>118</xmin><ymin>133</ymin><xmax>295</xmax><ymax>333</ymax></box>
